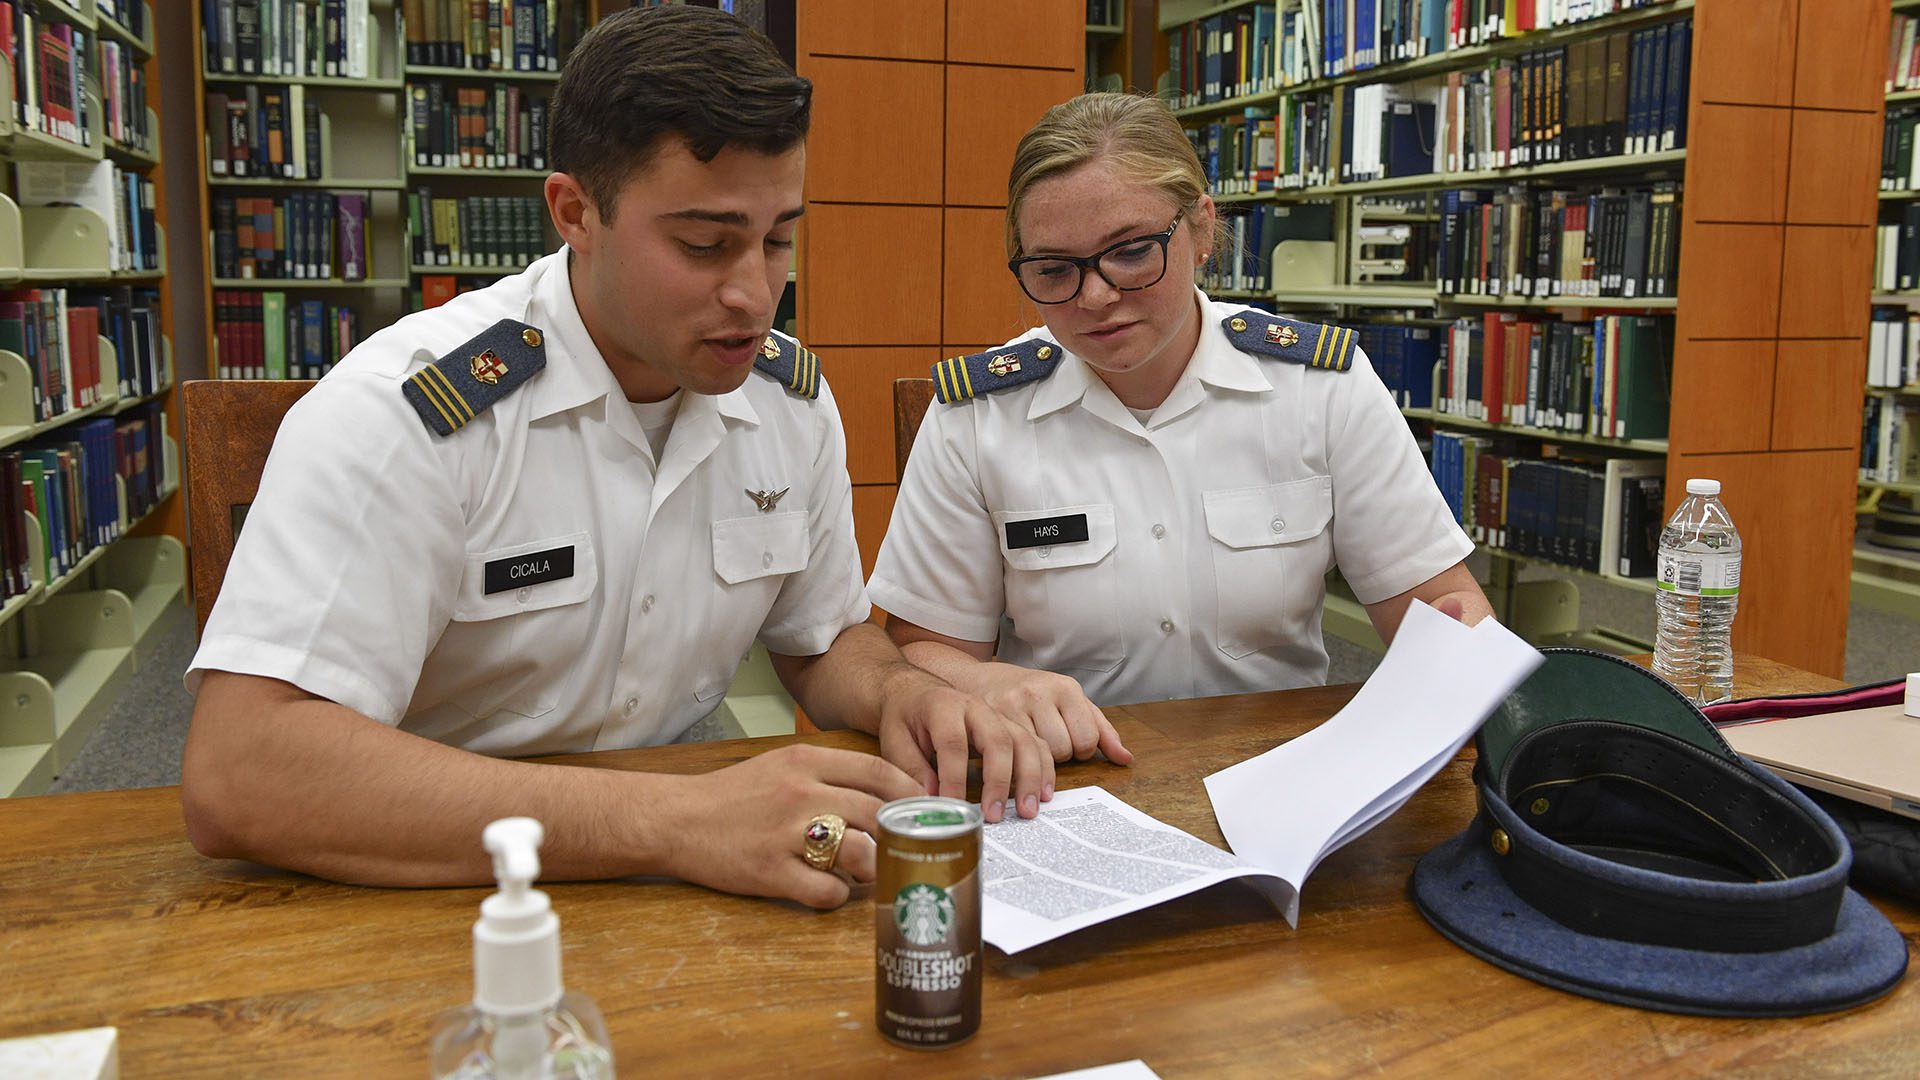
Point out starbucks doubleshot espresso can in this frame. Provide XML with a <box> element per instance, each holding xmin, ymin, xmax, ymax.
<box><xmin>875</xmin><ymin>796</ymin><xmax>982</xmax><ymax>1049</ymax></box>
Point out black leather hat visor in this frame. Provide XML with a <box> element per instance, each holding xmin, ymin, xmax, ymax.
<box><xmin>1410</xmin><ymin>651</ymin><xmax>1909</xmax><ymax>1016</ymax></box>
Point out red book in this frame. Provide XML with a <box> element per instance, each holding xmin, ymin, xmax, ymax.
<box><xmin>65</xmin><ymin>306</ymin><xmax>98</xmax><ymax>407</ymax></box>
<box><xmin>421</xmin><ymin>275</ymin><xmax>459</xmax><ymax>309</ymax></box>
<box><xmin>1480</xmin><ymin>312</ymin><xmax>1509</xmax><ymax>424</ymax></box>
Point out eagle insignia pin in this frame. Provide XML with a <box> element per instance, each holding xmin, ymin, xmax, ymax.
<box><xmin>747</xmin><ymin>487</ymin><xmax>790</xmax><ymax>513</ymax></box>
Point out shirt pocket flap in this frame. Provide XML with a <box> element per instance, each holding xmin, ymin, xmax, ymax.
<box><xmin>713</xmin><ymin>511</ymin><xmax>809</xmax><ymax>585</ymax></box>
<box><xmin>1204</xmin><ymin>477</ymin><xmax>1333</xmax><ymax>550</ymax></box>
<box><xmin>453</xmin><ymin>532</ymin><xmax>598</xmax><ymax>621</ymax></box>
<box><xmin>992</xmin><ymin>504</ymin><xmax>1117</xmax><ymax>572</ymax></box>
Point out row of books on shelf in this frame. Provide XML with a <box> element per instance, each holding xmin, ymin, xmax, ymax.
<box><xmin>1086</xmin><ymin>0</ymin><xmax>1121</xmax><ymax>24</ymax></box>
<box><xmin>94</xmin><ymin>1</ymin><xmax>147</xmax><ymax>37</ymax></box>
<box><xmin>206</xmin><ymin>86</ymin><xmax>326</xmax><ymax>179</ymax></box>
<box><xmin>1202</xmin><ymin>202</ymin><xmax>1334</xmax><ymax>293</ymax></box>
<box><xmin>1880</xmin><ymin>105</ymin><xmax>1920</xmax><ymax>193</ymax></box>
<box><xmin>1861</xmin><ymin>396</ymin><xmax>1918</xmax><ymax>487</ymax></box>
<box><xmin>1188</xmin><ymin>109</ymin><xmax>1278</xmax><ymax>194</ymax></box>
<box><xmin>0</xmin><ymin>405</ymin><xmax>168</xmax><ymax>601</ymax></box>
<box><xmin>0</xmin><ymin>287</ymin><xmax>167</xmax><ymax>418</ymax></box>
<box><xmin>13</xmin><ymin>160</ymin><xmax>161</xmax><ymax>274</ymax></box>
<box><xmin>1869</xmin><ymin>308</ymin><xmax>1920</xmax><ymax>391</ymax></box>
<box><xmin>1436</xmin><ymin>182</ymin><xmax>1679</xmax><ymax>299</ymax></box>
<box><xmin>1164</xmin><ymin>4</ymin><xmax>1278</xmax><ymax>109</ymax></box>
<box><xmin>408</xmin><ymin>80</ymin><xmax>548</xmax><ymax>170</ymax></box>
<box><xmin>4</xmin><ymin>3</ymin><xmax>97</xmax><ymax>149</ymax></box>
<box><xmin>415</xmin><ymin>273</ymin><xmax>486</xmax><ymax>311</ymax></box>
<box><xmin>1428</xmin><ymin>430</ymin><xmax>1665</xmax><ymax>578</ymax></box>
<box><xmin>1889</xmin><ymin>12</ymin><xmax>1920</xmax><ymax>96</ymax></box>
<box><xmin>213</xmin><ymin>291</ymin><xmax>356</xmax><ymax>380</ymax></box>
<box><xmin>1279</xmin><ymin>0</ymin><xmax>1677</xmax><ymax>84</ymax></box>
<box><xmin>403</xmin><ymin>0</ymin><xmax>588</xmax><ymax>73</ymax></box>
<box><xmin>407</xmin><ymin>192</ymin><xmax>547</xmax><ymax>270</ymax></box>
<box><xmin>211</xmin><ymin>191</ymin><xmax>371</xmax><ymax>281</ymax></box>
<box><xmin>98</xmin><ymin>36</ymin><xmax>151</xmax><ymax>152</ymax></box>
<box><xmin>201</xmin><ymin>0</ymin><xmax>377</xmax><ymax>79</ymax></box>
<box><xmin>1439</xmin><ymin>312</ymin><xmax>1670</xmax><ymax>439</ymax></box>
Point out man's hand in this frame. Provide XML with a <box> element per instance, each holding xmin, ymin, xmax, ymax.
<box><xmin>875</xmin><ymin>664</ymin><xmax>1054</xmax><ymax>824</ymax></box>
<box><xmin>956</xmin><ymin>662</ymin><xmax>1133</xmax><ymax>767</ymax></box>
<box><xmin>663</xmin><ymin>744</ymin><xmax>924</xmax><ymax>910</ymax></box>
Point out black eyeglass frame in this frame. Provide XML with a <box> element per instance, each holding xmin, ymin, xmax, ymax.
<box><xmin>1006</xmin><ymin>209</ymin><xmax>1188</xmax><ymax>305</ymax></box>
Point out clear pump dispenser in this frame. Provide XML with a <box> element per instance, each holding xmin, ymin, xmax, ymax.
<box><xmin>429</xmin><ymin>818</ymin><xmax>614</xmax><ymax>1080</ymax></box>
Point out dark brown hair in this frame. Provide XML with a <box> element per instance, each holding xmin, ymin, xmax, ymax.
<box><xmin>549</xmin><ymin>5</ymin><xmax>811</xmax><ymax>220</ymax></box>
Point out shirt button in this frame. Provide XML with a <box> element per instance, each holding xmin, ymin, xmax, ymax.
<box><xmin>1270</xmin><ymin>517</ymin><xmax>1286</xmax><ymax>533</ymax></box>
<box><xmin>624</xmin><ymin>696</ymin><xmax>639</xmax><ymax>716</ymax></box>
<box><xmin>762</xmin><ymin>551</ymin><xmax>773</xmax><ymax>568</ymax></box>
<box><xmin>1038</xmin><ymin>547</ymin><xmax>1051</xmax><ymax>559</ymax></box>
<box><xmin>641</xmin><ymin>594</ymin><xmax>655</xmax><ymax>614</ymax></box>
<box><xmin>1151</xmin><ymin>523</ymin><xmax>1166</xmax><ymax>540</ymax></box>
<box><xmin>516</xmin><ymin>586</ymin><xmax>531</xmax><ymax>603</ymax></box>
<box><xmin>1160</xmin><ymin>618</ymin><xmax>1175</xmax><ymax>634</ymax></box>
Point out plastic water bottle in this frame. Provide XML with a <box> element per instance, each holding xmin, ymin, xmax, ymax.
<box><xmin>1654</xmin><ymin>478</ymin><xmax>1742</xmax><ymax>705</ymax></box>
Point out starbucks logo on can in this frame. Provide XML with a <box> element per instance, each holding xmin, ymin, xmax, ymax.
<box><xmin>893</xmin><ymin>883</ymin><xmax>955</xmax><ymax>946</ymax></box>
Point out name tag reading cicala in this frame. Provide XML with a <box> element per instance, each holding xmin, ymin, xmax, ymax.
<box><xmin>484</xmin><ymin>546</ymin><xmax>576</xmax><ymax>594</ymax></box>
<box><xmin>1004</xmin><ymin>513</ymin><xmax>1089</xmax><ymax>550</ymax></box>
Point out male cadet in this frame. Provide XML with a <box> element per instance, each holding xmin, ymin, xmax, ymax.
<box><xmin>181</xmin><ymin>6</ymin><xmax>1052</xmax><ymax>909</ymax></box>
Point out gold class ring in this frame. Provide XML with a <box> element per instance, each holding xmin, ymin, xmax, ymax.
<box><xmin>802</xmin><ymin>813</ymin><xmax>847</xmax><ymax>872</ymax></box>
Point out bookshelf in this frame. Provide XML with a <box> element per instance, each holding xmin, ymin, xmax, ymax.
<box><xmin>191</xmin><ymin>1</ymin><xmax>595</xmax><ymax>379</ymax></box>
<box><xmin>0</xmin><ymin>0</ymin><xmax>184</xmax><ymax>796</ymax></box>
<box><xmin>1159</xmin><ymin>0</ymin><xmax>1883</xmax><ymax>677</ymax></box>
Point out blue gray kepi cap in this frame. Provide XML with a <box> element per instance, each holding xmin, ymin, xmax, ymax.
<box><xmin>1410</xmin><ymin>650</ymin><xmax>1908</xmax><ymax>1017</ymax></box>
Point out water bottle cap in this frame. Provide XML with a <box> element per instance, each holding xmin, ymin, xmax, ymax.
<box><xmin>1685</xmin><ymin>478</ymin><xmax>1721</xmax><ymax>497</ymax></box>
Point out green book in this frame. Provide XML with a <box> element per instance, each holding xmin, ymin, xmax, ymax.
<box><xmin>1616</xmin><ymin>316</ymin><xmax>1672</xmax><ymax>441</ymax></box>
<box><xmin>262</xmin><ymin>291</ymin><xmax>288</xmax><ymax>380</ymax></box>
<box><xmin>19</xmin><ymin>457</ymin><xmax>50</xmax><ymax>585</ymax></box>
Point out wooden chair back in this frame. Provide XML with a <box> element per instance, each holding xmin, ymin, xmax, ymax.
<box><xmin>892</xmin><ymin>377</ymin><xmax>937</xmax><ymax>481</ymax></box>
<box><xmin>183</xmin><ymin>379</ymin><xmax>319</xmax><ymax>635</ymax></box>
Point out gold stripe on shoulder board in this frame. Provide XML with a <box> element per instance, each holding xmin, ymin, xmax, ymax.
<box><xmin>411</xmin><ymin>370</ymin><xmax>461</xmax><ymax>430</ymax></box>
<box><xmin>936</xmin><ymin>357</ymin><xmax>956</xmax><ymax>403</ymax></box>
<box><xmin>957</xmin><ymin>353</ymin><xmax>975</xmax><ymax>399</ymax></box>
<box><xmin>425</xmin><ymin>364</ymin><xmax>475</xmax><ymax>420</ymax></box>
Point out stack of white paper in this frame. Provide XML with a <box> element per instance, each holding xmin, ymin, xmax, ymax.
<box><xmin>981</xmin><ymin>602</ymin><xmax>1542</xmax><ymax>953</ymax></box>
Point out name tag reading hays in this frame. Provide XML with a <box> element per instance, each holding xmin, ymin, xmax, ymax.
<box><xmin>1005</xmin><ymin>514</ymin><xmax>1089</xmax><ymax>550</ymax></box>
<box><xmin>485</xmin><ymin>546</ymin><xmax>575</xmax><ymax>594</ymax></box>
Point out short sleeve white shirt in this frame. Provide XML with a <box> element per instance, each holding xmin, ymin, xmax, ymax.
<box><xmin>868</xmin><ymin>292</ymin><xmax>1472</xmax><ymax>707</ymax></box>
<box><xmin>187</xmin><ymin>249</ymin><xmax>869</xmax><ymax>756</ymax></box>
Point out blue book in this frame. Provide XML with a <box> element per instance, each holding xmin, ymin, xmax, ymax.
<box><xmin>1644</xmin><ymin>25</ymin><xmax>1670</xmax><ymax>155</ymax></box>
<box><xmin>1662</xmin><ymin>19</ymin><xmax>1691</xmax><ymax>151</ymax></box>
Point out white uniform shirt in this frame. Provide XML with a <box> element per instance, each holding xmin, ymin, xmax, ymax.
<box><xmin>187</xmin><ymin>250</ymin><xmax>869</xmax><ymax>756</ymax></box>
<box><xmin>868</xmin><ymin>292</ymin><xmax>1472</xmax><ymax>707</ymax></box>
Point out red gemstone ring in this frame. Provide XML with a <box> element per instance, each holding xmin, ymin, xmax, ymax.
<box><xmin>802</xmin><ymin>813</ymin><xmax>847</xmax><ymax>872</ymax></box>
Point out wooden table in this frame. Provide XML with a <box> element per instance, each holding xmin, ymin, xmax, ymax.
<box><xmin>2</xmin><ymin>656</ymin><xmax>1914</xmax><ymax>1077</ymax></box>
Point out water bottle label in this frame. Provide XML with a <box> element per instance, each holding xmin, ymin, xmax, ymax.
<box><xmin>1657</xmin><ymin>551</ymin><xmax>1740</xmax><ymax>596</ymax></box>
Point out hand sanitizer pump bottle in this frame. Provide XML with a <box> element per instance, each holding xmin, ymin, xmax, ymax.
<box><xmin>429</xmin><ymin>818</ymin><xmax>614</xmax><ymax>1080</ymax></box>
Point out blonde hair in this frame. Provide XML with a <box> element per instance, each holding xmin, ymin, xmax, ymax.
<box><xmin>1004</xmin><ymin>92</ymin><xmax>1221</xmax><ymax>260</ymax></box>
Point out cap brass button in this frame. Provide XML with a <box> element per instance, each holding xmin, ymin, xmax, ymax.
<box><xmin>1490</xmin><ymin>828</ymin><xmax>1511</xmax><ymax>856</ymax></box>
<box><xmin>1229</xmin><ymin>317</ymin><xmax>1248</xmax><ymax>332</ymax></box>
<box><xmin>1530</xmin><ymin>798</ymin><xmax>1550</xmax><ymax>816</ymax></box>
<box><xmin>1036</xmin><ymin>345</ymin><xmax>1054</xmax><ymax>360</ymax></box>
<box><xmin>522</xmin><ymin>328</ymin><xmax>543</xmax><ymax>347</ymax></box>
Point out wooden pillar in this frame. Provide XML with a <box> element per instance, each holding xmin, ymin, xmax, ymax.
<box><xmin>1668</xmin><ymin>0</ymin><xmax>1887</xmax><ymax>677</ymax></box>
<box><xmin>795</xmin><ymin>0</ymin><xmax>1083</xmax><ymax>581</ymax></box>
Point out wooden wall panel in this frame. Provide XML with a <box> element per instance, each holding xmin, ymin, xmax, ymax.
<box><xmin>1674</xmin><ymin>224</ymin><xmax>1782</xmax><ymax>340</ymax></box>
<box><xmin>1791</xmin><ymin>0</ymin><xmax>1889</xmax><ymax>112</ymax></box>
<box><xmin>804</xmin><ymin>59</ymin><xmax>944</xmax><ymax>205</ymax></box>
<box><xmin>796</xmin><ymin>0</ymin><xmax>944</xmax><ymax>61</ymax></box>
<box><xmin>1777</xmin><ymin>226</ymin><xmax>1872</xmax><ymax>341</ymax></box>
<box><xmin>822</xmin><ymin>347</ymin><xmax>944</xmax><ymax>485</ymax></box>
<box><xmin>1664</xmin><ymin>450</ymin><xmax>1855</xmax><ymax>678</ymax></box>
<box><xmin>1786</xmin><ymin>109</ymin><xmax>1882</xmax><ymax>226</ymax></box>
<box><xmin>1667</xmin><ymin>341</ymin><xmax>1777</xmax><ymax>456</ymax></box>
<box><xmin>1690</xmin><ymin>0</ymin><xmax>1795</xmax><ymax>107</ymax></box>
<box><xmin>801</xmin><ymin>206</ymin><xmax>943</xmax><ymax>345</ymax></box>
<box><xmin>945</xmin><ymin>0</ymin><xmax>1081</xmax><ymax>69</ymax></box>
<box><xmin>945</xmin><ymin>65</ymin><xmax>1086</xmax><ymax>207</ymax></box>
<box><xmin>1683</xmin><ymin>105</ymin><xmax>1790</xmax><ymax>224</ymax></box>
<box><xmin>852</xmin><ymin>484</ymin><xmax>900</xmax><ymax>578</ymax></box>
<box><xmin>943</xmin><ymin>208</ymin><xmax>1034</xmax><ymax>345</ymax></box>
<box><xmin>1771</xmin><ymin>340</ymin><xmax>1870</xmax><ymax>451</ymax></box>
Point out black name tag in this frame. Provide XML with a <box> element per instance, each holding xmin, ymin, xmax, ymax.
<box><xmin>1004</xmin><ymin>513</ymin><xmax>1089</xmax><ymax>550</ymax></box>
<box><xmin>484</xmin><ymin>546</ymin><xmax>575</xmax><ymax>594</ymax></box>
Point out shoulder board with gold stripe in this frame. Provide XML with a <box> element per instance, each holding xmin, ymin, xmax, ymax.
<box><xmin>932</xmin><ymin>338</ymin><xmax>1061</xmax><ymax>405</ymax></box>
<box><xmin>1220</xmin><ymin>311</ymin><xmax>1355</xmax><ymax>372</ymax></box>
<box><xmin>752</xmin><ymin>332</ymin><xmax>821</xmax><ymax>400</ymax></box>
<box><xmin>402</xmin><ymin>318</ymin><xmax>547</xmax><ymax>437</ymax></box>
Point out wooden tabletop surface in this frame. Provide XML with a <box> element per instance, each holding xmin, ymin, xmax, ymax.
<box><xmin>1</xmin><ymin>655</ymin><xmax>1914</xmax><ymax>1078</ymax></box>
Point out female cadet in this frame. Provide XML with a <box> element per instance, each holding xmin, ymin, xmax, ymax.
<box><xmin>866</xmin><ymin>93</ymin><xmax>1490</xmax><ymax>765</ymax></box>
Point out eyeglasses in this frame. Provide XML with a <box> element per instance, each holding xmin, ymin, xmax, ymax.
<box><xmin>1007</xmin><ymin>210</ymin><xmax>1186</xmax><ymax>305</ymax></box>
